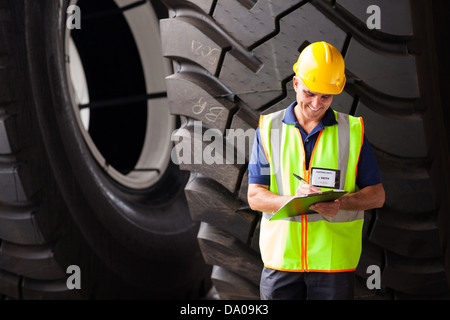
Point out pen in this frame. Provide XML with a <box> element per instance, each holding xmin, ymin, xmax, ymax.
<box><xmin>293</xmin><ymin>173</ymin><xmax>307</xmax><ymax>184</ymax></box>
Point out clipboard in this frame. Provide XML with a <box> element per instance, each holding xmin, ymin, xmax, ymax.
<box><xmin>269</xmin><ymin>190</ymin><xmax>347</xmax><ymax>221</ymax></box>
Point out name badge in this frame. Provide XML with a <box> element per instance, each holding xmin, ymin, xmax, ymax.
<box><xmin>311</xmin><ymin>167</ymin><xmax>340</xmax><ymax>189</ymax></box>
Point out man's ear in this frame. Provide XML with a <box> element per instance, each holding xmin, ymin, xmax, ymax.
<box><xmin>293</xmin><ymin>76</ymin><xmax>299</xmax><ymax>92</ymax></box>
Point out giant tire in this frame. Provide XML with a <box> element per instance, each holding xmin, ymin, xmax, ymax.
<box><xmin>160</xmin><ymin>0</ymin><xmax>450</xmax><ymax>299</ymax></box>
<box><xmin>0</xmin><ymin>0</ymin><xmax>211</xmax><ymax>299</ymax></box>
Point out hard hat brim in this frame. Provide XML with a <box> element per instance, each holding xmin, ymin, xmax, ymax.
<box><xmin>298</xmin><ymin>74</ymin><xmax>346</xmax><ymax>95</ymax></box>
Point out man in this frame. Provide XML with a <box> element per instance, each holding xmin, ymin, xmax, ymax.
<box><xmin>247</xmin><ymin>41</ymin><xmax>385</xmax><ymax>300</ymax></box>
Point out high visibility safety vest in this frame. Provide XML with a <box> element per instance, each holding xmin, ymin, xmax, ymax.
<box><xmin>258</xmin><ymin>109</ymin><xmax>365</xmax><ymax>272</ymax></box>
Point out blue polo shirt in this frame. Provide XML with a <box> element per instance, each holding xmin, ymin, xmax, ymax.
<box><xmin>248</xmin><ymin>102</ymin><xmax>381</xmax><ymax>189</ymax></box>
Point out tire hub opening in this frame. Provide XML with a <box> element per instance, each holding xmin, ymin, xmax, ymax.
<box><xmin>65</xmin><ymin>0</ymin><xmax>174</xmax><ymax>190</ymax></box>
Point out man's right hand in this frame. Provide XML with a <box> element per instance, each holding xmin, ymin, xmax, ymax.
<box><xmin>295</xmin><ymin>183</ymin><xmax>322</xmax><ymax>197</ymax></box>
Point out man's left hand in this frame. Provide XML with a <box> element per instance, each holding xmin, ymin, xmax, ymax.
<box><xmin>309</xmin><ymin>200</ymin><xmax>340</xmax><ymax>218</ymax></box>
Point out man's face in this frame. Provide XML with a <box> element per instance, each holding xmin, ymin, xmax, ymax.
<box><xmin>293</xmin><ymin>76</ymin><xmax>334</xmax><ymax>123</ymax></box>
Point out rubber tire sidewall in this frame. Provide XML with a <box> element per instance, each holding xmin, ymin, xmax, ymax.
<box><xmin>22</xmin><ymin>0</ymin><xmax>210</xmax><ymax>298</ymax></box>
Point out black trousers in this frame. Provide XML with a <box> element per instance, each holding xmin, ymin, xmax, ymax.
<box><xmin>260</xmin><ymin>267</ymin><xmax>355</xmax><ymax>300</ymax></box>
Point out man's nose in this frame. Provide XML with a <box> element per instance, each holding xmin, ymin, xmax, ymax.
<box><xmin>311</xmin><ymin>96</ymin><xmax>321</xmax><ymax>108</ymax></box>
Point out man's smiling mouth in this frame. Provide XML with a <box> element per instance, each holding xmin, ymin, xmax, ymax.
<box><xmin>307</xmin><ymin>104</ymin><xmax>322</xmax><ymax>112</ymax></box>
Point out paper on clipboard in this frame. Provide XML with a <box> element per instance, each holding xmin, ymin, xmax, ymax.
<box><xmin>269</xmin><ymin>190</ymin><xmax>347</xmax><ymax>221</ymax></box>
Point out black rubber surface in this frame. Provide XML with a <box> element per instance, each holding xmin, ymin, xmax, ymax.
<box><xmin>161</xmin><ymin>0</ymin><xmax>450</xmax><ymax>299</ymax></box>
<box><xmin>0</xmin><ymin>0</ymin><xmax>211</xmax><ymax>299</ymax></box>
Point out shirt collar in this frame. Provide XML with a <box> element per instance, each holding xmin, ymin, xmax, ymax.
<box><xmin>282</xmin><ymin>101</ymin><xmax>337</xmax><ymax>128</ymax></box>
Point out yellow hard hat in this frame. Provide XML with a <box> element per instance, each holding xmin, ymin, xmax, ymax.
<box><xmin>293</xmin><ymin>41</ymin><xmax>346</xmax><ymax>94</ymax></box>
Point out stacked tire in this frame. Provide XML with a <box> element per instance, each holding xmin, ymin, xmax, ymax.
<box><xmin>0</xmin><ymin>0</ymin><xmax>211</xmax><ymax>299</ymax></box>
<box><xmin>160</xmin><ymin>0</ymin><xmax>450</xmax><ymax>299</ymax></box>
